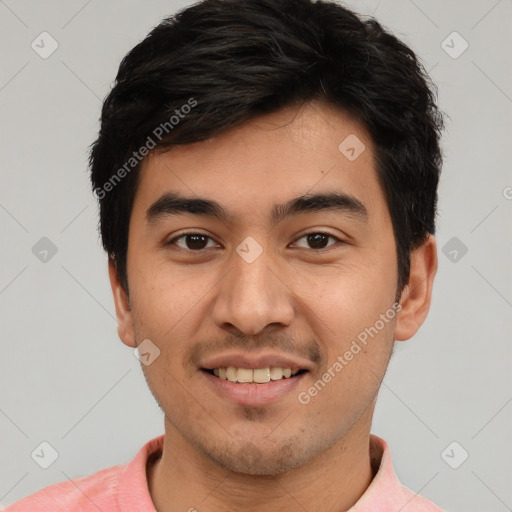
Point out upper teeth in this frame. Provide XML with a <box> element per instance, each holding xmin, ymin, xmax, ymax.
<box><xmin>212</xmin><ymin>367</ymin><xmax>299</xmax><ymax>383</ymax></box>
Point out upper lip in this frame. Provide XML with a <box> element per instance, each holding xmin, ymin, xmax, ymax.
<box><xmin>199</xmin><ymin>351</ymin><xmax>314</xmax><ymax>372</ymax></box>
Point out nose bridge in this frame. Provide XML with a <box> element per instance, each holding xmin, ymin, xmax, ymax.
<box><xmin>212</xmin><ymin>239</ymin><xmax>294</xmax><ymax>335</ymax></box>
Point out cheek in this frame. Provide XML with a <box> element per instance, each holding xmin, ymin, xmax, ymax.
<box><xmin>289</xmin><ymin>253</ymin><xmax>396</xmax><ymax>388</ymax></box>
<box><xmin>127</xmin><ymin>254</ymin><xmax>196</xmax><ymax>342</ymax></box>
<box><xmin>290</xmin><ymin>249</ymin><xmax>396</xmax><ymax>326</ymax></box>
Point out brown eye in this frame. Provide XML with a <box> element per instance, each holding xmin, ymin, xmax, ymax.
<box><xmin>169</xmin><ymin>233</ymin><xmax>218</xmax><ymax>251</ymax></box>
<box><xmin>292</xmin><ymin>232</ymin><xmax>341</xmax><ymax>250</ymax></box>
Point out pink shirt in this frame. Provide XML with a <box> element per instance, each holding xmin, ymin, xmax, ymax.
<box><xmin>4</xmin><ymin>434</ymin><xmax>446</xmax><ymax>511</ymax></box>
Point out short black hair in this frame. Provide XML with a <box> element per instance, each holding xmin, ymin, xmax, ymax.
<box><xmin>90</xmin><ymin>0</ymin><xmax>444</xmax><ymax>300</ymax></box>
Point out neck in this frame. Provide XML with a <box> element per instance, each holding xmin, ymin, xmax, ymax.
<box><xmin>148</xmin><ymin>408</ymin><xmax>376</xmax><ymax>512</ymax></box>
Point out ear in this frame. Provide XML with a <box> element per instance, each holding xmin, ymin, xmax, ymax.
<box><xmin>108</xmin><ymin>258</ymin><xmax>137</xmax><ymax>347</ymax></box>
<box><xmin>394</xmin><ymin>234</ymin><xmax>438</xmax><ymax>341</ymax></box>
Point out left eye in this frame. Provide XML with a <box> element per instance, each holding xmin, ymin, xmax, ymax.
<box><xmin>291</xmin><ymin>232</ymin><xmax>341</xmax><ymax>250</ymax></box>
<box><xmin>168</xmin><ymin>232</ymin><xmax>342</xmax><ymax>252</ymax></box>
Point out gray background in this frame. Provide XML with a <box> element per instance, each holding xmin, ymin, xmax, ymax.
<box><xmin>1</xmin><ymin>1</ymin><xmax>511</xmax><ymax>511</ymax></box>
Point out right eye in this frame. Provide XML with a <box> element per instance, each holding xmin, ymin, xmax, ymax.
<box><xmin>167</xmin><ymin>233</ymin><xmax>221</xmax><ymax>252</ymax></box>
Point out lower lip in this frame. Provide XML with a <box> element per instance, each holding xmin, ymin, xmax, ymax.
<box><xmin>201</xmin><ymin>370</ymin><xmax>307</xmax><ymax>406</ymax></box>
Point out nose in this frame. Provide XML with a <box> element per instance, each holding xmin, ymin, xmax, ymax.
<box><xmin>211</xmin><ymin>243</ymin><xmax>295</xmax><ymax>336</ymax></box>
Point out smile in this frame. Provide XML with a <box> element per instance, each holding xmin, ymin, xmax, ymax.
<box><xmin>201</xmin><ymin>366</ymin><xmax>308</xmax><ymax>406</ymax></box>
<box><xmin>203</xmin><ymin>366</ymin><xmax>306</xmax><ymax>383</ymax></box>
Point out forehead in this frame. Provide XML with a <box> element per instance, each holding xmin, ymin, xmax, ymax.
<box><xmin>132</xmin><ymin>101</ymin><xmax>385</xmax><ymax>226</ymax></box>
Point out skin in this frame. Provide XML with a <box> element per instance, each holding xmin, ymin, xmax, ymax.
<box><xmin>109</xmin><ymin>101</ymin><xmax>437</xmax><ymax>512</ymax></box>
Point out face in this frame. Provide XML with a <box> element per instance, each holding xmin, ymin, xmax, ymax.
<box><xmin>111</xmin><ymin>101</ymin><xmax>422</xmax><ymax>476</ymax></box>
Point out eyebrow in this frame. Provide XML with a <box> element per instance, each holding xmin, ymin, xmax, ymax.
<box><xmin>146</xmin><ymin>191</ymin><xmax>368</xmax><ymax>226</ymax></box>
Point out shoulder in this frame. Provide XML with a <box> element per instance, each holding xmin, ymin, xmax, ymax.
<box><xmin>3</xmin><ymin>435</ymin><xmax>164</xmax><ymax>512</ymax></box>
<box><xmin>397</xmin><ymin>483</ymin><xmax>448</xmax><ymax>512</ymax></box>
<box><xmin>3</xmin><ymin>464</ymin><xmax>125</xmax><ymax>512</ymax></box>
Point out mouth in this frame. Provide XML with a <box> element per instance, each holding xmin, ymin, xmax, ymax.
<box><xmin>201</xmin><ymin>366</ymin><xmax>308</xmax><ymax>383</ymax></box>
<box><xmin>200</xmin><ymin>365</ymin><xmax>309</xmax><ymax>406</ymax></box>
<box><xmin>198</xmin><ymin>352</ymin><xmax>313</xmax><ymax>406</ymax></box>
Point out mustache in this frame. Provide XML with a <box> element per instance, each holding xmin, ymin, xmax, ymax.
<box><xmin>186</xmin><ymin>331</ymin><xmax>323</xmax><ymax>367</ymax></box>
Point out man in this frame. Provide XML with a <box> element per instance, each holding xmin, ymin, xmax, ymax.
<box><xmin>5</xmin><ymin>0</ymin><xmax>446</xmax><ymax>510</ymax></box>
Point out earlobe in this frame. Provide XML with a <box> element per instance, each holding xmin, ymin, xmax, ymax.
<box><xmin>394</xmin><ymin>235</ymin><xmax>438</xmax><ymax>341</ymax></box>
<box><xmin>108</xmin><ymin>258</ymin><xmax>137</xmax><ymax>347</ymax></box>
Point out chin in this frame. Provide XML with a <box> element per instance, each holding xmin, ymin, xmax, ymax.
<box><xmin>200</xmin><ymin>438</ymin><xmax>313</xmax><ymax>476</ymax></box>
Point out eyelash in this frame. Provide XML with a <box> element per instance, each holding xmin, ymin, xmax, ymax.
<box><xmin>167</xmin><ymin>231</ymin><xmax>345</xmax><ymax>253</ymax></box>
